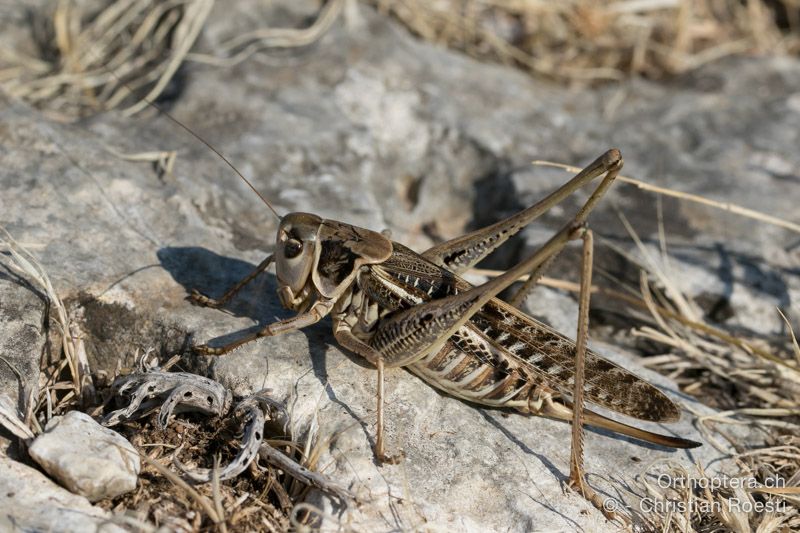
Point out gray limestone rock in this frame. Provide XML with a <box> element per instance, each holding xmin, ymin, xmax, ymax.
<box><xmin>0</xmin><ymin>1</ymin><xmax>797</xmax><ymax>531</ymax></box>
<box><xmin>28</xmin><ymin>411</ymin><xmax>140</xmax><ymax>501</ymax></box>
<box><xmin>0</xmin><ymin>454</ymin><xmax>123</xmax><ymax>532</ymax></box>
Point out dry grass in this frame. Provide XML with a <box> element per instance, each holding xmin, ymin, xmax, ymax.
<box><xmin>476</xmin><ymin>254</ymin><xmax>800</xmax><ymax>531</ymax></box>
<box><xmin>0</xmin><ymin>0</ymin><xmax>213</xmax><ymax>119</ymax></box>
<box><xmin>4</xmin><ymin>0</ymin><xmax>798</xmax><ymax>120</ymax></box>
<box><xmin>618</xmin><ymin>212</ymin><xmax>800</xmax><ymax>531</ymax></box>
<box><xmin>634</xmin><ymin>437</ymin><xmax>800</xmax><ymax>532</ymax></box>
<box><xmin>602</xmin><ymin>204</ymin><xmax>800</xmax><ymax>415</ymax></box>
<box><xmin>0</xmin><ymin>226</ymin><xmax>91</xmax><ymax>432</ymax></box>
<box><xmin>368</xmin><ymin>0</ymin><xmax>800</xmax><ymax>83</ymax></box>
<box><xmin>0</xmin><ymin>0</ymin><xmax>344</xmax><ymax>119</ymax></box>
<box><xmin>580</xmin><ymin>205</ymin><xmax>798</xmax><ymax>530</ymax></box>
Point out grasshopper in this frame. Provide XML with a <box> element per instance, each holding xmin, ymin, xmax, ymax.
<box><xmin>189</xmin><ymin>148</ymin><xmax>700</xmax><ymax>519</ymax></box>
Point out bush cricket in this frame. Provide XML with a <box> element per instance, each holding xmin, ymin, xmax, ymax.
<box><xmin>66</xmin><ymin>8</ymin><xmax>699</xmax><ymax>523</ymax></box>
<box><xmin>186</xmin><ymin>146</ymin><xmax>701</xmax><ymax>521</ymax></box>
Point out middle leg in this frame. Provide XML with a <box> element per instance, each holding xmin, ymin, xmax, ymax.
<box><xmin>333</xmin><ymin>320</ymin><xmax>403</xmax><ymax>463</ymax></box>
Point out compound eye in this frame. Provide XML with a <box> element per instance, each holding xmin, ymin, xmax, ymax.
<box><xmin>284</xmin><ymin>239</ymin><xmax>303</xmax><ymax>259</ymax></box>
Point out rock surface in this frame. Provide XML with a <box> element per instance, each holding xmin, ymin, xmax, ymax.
<box><xmin>28</xmin><ymin>411</ymin><xmax>140</xmax><ymax>501</ymax></box>
<box><xmin>1</xmin><ymin>1</ymin><xmax>798</xmax><ymax>531</ymax></box>
<box><xmin>0</xmin><ymin>272</ymin><xmax>45</xmax><ymax>409</ymax></box>
<box><xmin>0</xmin><ymin>454</ymin><xmax>123</xmax><ymax>532</ymax></box>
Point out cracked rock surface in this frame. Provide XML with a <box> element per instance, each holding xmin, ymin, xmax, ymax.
<box><xmin>1</xmin><ymin>1</ymin><xmax>798</xmax><ymax>531</ymax></box>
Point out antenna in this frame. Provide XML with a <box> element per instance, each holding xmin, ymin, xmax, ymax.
<box><xmin>147</xmin><ymin>100</ymin><xmax>283</xmax><ymax>221</ymax></box>
<box><xmin>104</xmin><ymin>69</ymin><xmax>283</xmax><ymax>221</ymax></box>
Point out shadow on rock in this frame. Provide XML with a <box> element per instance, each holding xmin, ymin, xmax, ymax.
<box><xmin>157</xmin><ymin>246</ymin><xmax>286</xmax><ymax>326</ymax></box>
<box><xmin>303</xmin><ymin>324</ymin><xmax>378</xmax><ymax>455</ymax></box>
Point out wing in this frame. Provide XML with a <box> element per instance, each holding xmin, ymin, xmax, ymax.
<box><xmin>374</xmin><ymin>243</ymin><xmax>681</xmax><ymax>423</ymax></box>
<box><xmin>472</xmin><ymin>298</ymin><xmax>680</xmax><ymax>422</ymax></box>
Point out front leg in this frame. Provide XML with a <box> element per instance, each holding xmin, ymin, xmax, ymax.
<box><xmin>333</xmin><ymin>321</ymin><xmax>403</xmax><ymax>464</ymax></box>
<box><xmin>190</xmin><ymin>255</ymin><xmax>274</xmax><ymax>309</ymax></box>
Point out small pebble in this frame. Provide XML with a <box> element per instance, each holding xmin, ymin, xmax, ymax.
<box><xmin>29</xmin><ymin>411</ymin><xmax>140</xmax><ymax>501</ymax></box>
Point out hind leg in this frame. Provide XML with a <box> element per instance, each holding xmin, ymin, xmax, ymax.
<box><xmin>566</xmin><ymin>228</ymin><xmax>629</xmax><ymax>524</ymax></box>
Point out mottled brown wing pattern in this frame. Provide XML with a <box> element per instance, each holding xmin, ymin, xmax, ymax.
<box><xmin>369</xmin><ymin>242</ymin><xmax>680</xmax><ymax>423</ymax></box>
<box><xmin>472</xmin><ymin>300</ymin><xmax>679</xmax><ymax>422</ymax></box>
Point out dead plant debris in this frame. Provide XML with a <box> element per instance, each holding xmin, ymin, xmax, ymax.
<box><xmin>0</xmin><ymin>0</ymin><xmax>344</xmax><ymax>119</ymax></box>
<box><xmin>103</xmin><ymin>414</ymin><xmax>295</xmax><ymax>532</ymax></box>
<box><xmin>3</xmin><ymin>0</ymin><xmax>799</xmax><ymax>120</ymax></box>
<box><xmin>368</xmin><ymin>0</ymin><xmax>800</xmax><ymax>84</ymax></box>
